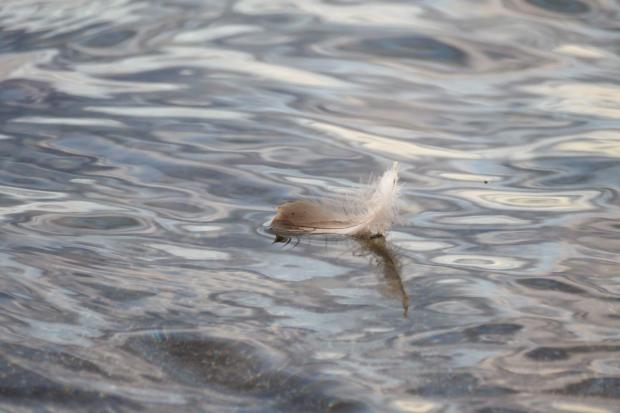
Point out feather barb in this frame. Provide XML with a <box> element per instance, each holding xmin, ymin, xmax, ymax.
<box><xmin>271</xmin><ymin>162</ymin><xmax>400</xmax><ymax>238</ymax></box>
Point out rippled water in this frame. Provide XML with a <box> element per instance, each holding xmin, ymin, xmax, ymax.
<box><xmin>1</xmin><ymin>0</ymin><xmax>619</xmax><ymax>412</ymax></box>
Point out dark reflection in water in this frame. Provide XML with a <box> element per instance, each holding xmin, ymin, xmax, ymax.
<box><xmin>355</xmin><ymin>236</ymin><xmax>409</xmax><ymax>318</ymax></box>
<box><xmin>53</xmin><ymin>215</ymin><xmax>143</xmax><ymax>231</ymax></box>
<box><xmin>347</xmin><ymin>36</ymin><xmax>469</xmax><ymax>66</ymax></box>
<box><xmin>0</xmin><ymin>0</ymin><xmax>619</xmax><ymax>412</ymax></box>
<box><xmin>274</xmin><ymin>233</ymin><xmax>410</xmax><ymax>316</ymax></box>
<box><xmin>408</xmin><ymin>372</ymin><xmax>515</xmax><ymax>398</ymax></box>
<box><xmin>524</xmin><ymin>0</ymin><xmax>590</xmax><ymax>14</ymax></box>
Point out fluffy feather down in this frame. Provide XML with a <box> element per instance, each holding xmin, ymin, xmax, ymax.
<box><xmin>271</xmin><ymin>162</ymin><xmax>400</xmax><ymax>238</ymax></box>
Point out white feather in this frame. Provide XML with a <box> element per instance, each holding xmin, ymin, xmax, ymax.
<box><xmin>270</xmin><ymin>162</ymin><xmax>400</xmax><ymax>238</ymax></box>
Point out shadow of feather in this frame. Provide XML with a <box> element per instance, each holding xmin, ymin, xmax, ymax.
<box><xmin>354</xmin><ymin>236</ymin><xmax>410</xmax><ymax>318</ymax></box>
<box><xmin>272</xmin><ymin>232</ymin><xmax>409</xmax><ymax>318</ymax></box>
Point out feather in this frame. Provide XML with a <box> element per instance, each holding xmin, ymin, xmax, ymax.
<box><xmin>270</xmin><ymin>162</ymin><xmax>400</xmax><ymax>238</ymax></box>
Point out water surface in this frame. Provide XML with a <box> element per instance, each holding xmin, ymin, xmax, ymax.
<box><xmin>0</xmin><ymin>0</ymin><xmax>619</xmax><ymax>412</ymax></box>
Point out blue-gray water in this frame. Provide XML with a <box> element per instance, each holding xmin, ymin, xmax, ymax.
<box><xmin>1</xmin><ymin>0</ymin><xmax>619</xmax><ymax>412</ymax></box>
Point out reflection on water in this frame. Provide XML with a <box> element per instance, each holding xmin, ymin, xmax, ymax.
<box><xmin>276</xmin><ymin>234</ymin><xmax>410</xmax><ymax>317</ymax></box>
<box><xmin>0</xmin><ymin>0</ymin><xmax>620</xmax><ymax>412</ymax></box>
<box><xmin>355</xmin><ymin>237</ymin><xmax>409</xmax><ymax>318</ymax></box>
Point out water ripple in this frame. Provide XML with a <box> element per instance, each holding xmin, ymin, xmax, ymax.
<box><xmin>0</xmin><ymin>0</ymin><xmax>618</xmax><ymax>411</ymax></box>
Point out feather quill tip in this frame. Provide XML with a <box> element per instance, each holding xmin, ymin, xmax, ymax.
<box><xmin>271</xmin><ymin>162</ymin><xmax>400</xmax><ymax>239</ymax></box>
